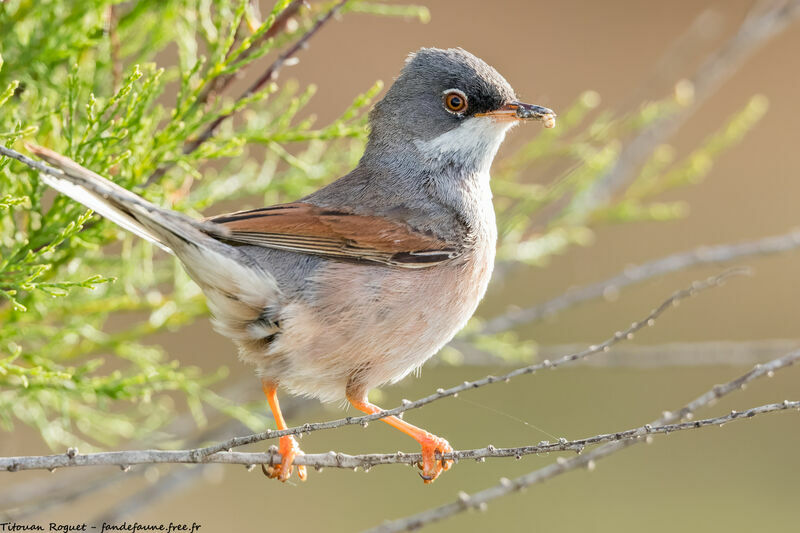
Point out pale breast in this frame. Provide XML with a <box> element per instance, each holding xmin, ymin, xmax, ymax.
<box><xmin>262</xmin><ymin>220</ymin><xmax>496</xmax><ymax>403</ymax></box>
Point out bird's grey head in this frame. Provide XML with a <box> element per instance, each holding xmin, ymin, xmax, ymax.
<box><xmin>363</xmin><ymin>47</ymin><xmax>554</xmax><ymax>176</ymax></box>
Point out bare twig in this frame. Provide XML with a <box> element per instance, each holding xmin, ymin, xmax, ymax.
<box><xmin>193</xmin><ymin>0</ymin><xmax>308</xmax><ymax>108</ymax></box>
<box><xmin>531</xmin><ymin>339</ymin><xmax>799</xmax><ymax>368</ymax></box>
<box><xmin>106</xmin><ymin>4</ymin><xmax>122</xmax><ymax>92</ymax></box>
<box><xmin>453</xmin><ymin>339</ymin><xmax>799</xmax><ymax>367</ymax></box>
<box><xmin>0</xmin><ymin>144</ymin><xmax>67</xmax><ymax>179</ymax></box>
<box><xmin>479</xmin><ymin>229</ymin><xmax>800</xmax><ymax>335</ymax></box>
<box><xmin>92</xmin><ymin>466</ymin><xmax>203</xmax><ymax>524</ymax></box>
<box><xmin>0</xmin><ymin>268</ymin><xmax>744</xmax><ymax>474</ymax></box>
<box><xmin>0</xmin><ymin>379</ymin><xmax>312</xmax><ymax>520</ymax></box>
<box><xmin>0</xmin><ymin>475</ymin><xmax>123</xmax><ymax>522</ymax></box>
<box><xmin>626</xmin><ymin>8</ymin><xmax>724</xmax><ymax>104</ymax></box>
<box><xmin>187</xmin><ymin>269</ymin><xmax>744</xmax><ymax>457</ymax></box>
<box><xmin>91</xmin><ymin>396</ymin><xmax>313</xmax><ymax>523</ymax></box>
<box><xmin>2</xmin><ymin>400</ymin><xmax>796</xmax><ymax>473</ymax></box>
<box><xmin>92</xmin><ymin>467</ymin><xmax>206</xmax><ymax>525</ymax></box>
<box><xmin>366</xmin><ymin>350</ymin><xmax>800</xmax><ymax>533</ymax></box>
<box><xmin>143</xmin><ymin>0</ymin><xmax>348</xmax><ymax>186</ymax></box>
<box><xmin>572</xmin><ymin>0</ymin><xmax>800</xmax><ymax>214</ymax></box>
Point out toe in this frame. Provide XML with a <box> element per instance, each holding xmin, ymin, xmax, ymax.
<box><xmin>262</xmin><ymin>436</ymin><xmax>307</xmax><ymax>482</ymax></box>
<box><xmin>419</xmin><ymin>433</ymin><xmax>453</xmax><ymax>484</ymax></box>
<box><xmin>296</xmin><ymin>456</ymin><xmax>307</xmax><ymax>481</ymax></box>
<box><xmin>278</xmin><ymin>436</ymin><xmax>299</xmax><ymax>482</ymax></box>
<box><xmin>261</xmin><ymin>444</ymin><xmax>281</xmax><ymax>479</ymax></box>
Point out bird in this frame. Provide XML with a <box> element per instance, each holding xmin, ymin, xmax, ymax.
<box><xmin>25</xmin><ymin>47</ymin><xmax>555</xmax><ymax>484</ymax></box>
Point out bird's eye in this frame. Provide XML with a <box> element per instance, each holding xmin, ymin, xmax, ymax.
<box><xmin>443</xmin><ymin>89</ymin><xmax>468</xmax><ymax>114</ymax></box>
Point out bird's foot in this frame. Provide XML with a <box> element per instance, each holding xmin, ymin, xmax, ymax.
<box><xmin>416</xmin><ymin>432</ymin><xmax>453</xmax><ymax>484</ymax></box>
<box><xmin>262</xmin><ymin>435</ymin><xmax>307</xmax><ymax>482</ymax></box>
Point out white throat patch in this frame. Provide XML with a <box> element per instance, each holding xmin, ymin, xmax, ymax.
<box><xmin>414</xmin><ymin>116</ymin><xmax>515</xmax><ymax>174</ymax></box>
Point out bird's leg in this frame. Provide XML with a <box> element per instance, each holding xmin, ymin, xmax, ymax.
<box><xmin>261</xmin><ymin>380</ymin><xmax>306</xmax><ymax>482</ymax></box>
<box><xmin>347</xmin><ymin>393</ymin><xmax>453</xmax><ymax>484</ymax></box>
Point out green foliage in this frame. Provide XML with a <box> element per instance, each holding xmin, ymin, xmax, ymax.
<box><xmin>0</xmin><ymin>0</ymin><xmax>421</xmax><ymax>449</ymax></box>
<box><xmin>0</xmin><ymin>0</ymin><xmax>763</xmax><ymax>449</ymax></box>
<box><xmin>344</xmin><ymin>1</ymin><xmax>431</xmax><ymax>22</ymax></box>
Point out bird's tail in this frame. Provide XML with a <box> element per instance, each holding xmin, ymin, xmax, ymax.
<box><xmin>25</xmin><ymin>144</ymin><xmax>280</xmax><ymax>344</ymax></box>
<box><xmin>27</xmin><ymin>144</ymin><xmax>225</xmax><ymax>254</ymax></box>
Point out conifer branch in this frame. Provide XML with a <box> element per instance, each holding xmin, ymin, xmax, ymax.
<box><xmin>144</xmin><ymin>0</ymin><xmax>348</xmax><ymax>186</ymax></box>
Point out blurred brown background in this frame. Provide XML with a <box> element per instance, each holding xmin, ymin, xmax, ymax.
<box><xmin>4</xmin><ymin>0</ymin><xmax>800</xmax><ymax>531</ymax></box>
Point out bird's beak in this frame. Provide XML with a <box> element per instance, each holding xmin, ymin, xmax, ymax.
<box><xmin>477</xmin><ymin>101</ymin><xmax>557</xmax><ymax>128</ymax></box>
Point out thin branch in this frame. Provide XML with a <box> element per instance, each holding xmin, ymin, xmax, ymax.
<box><xmin>0</xmin><ymin>267</ymin><xmax>745</xmax><ymax>471</ymax></box>
<box><xmin>624</xmin><ymin>8</ymin><xmax>724</xmax><ymax>105</ymax></box>
<box><xmin>0</xmin><ymin>144</ymin><xmax>67</xmax><ymax>179</ymax></box>
<box><xmin>1</xmin><ymin>400</ymin><xmax>796</xmax><ymax>473</ymax></box>
<box><xmin>572</xmin><ymin>0</ymin><xmax>800</xmax><ymax>213</ymax></box>
<box><xmin>0</xmin><ymin>475</ymin><xmax>122</xmax><ymax>522</ymax></box>
<box><xmin>479</xmin><ymin>229</ymin><xmax>800</xmax><ymax>335</ymax></box>
<box><xmin>188</xmin><ymin>268</ymin><xmax>745</xmax><ymax>457</ymax></box>
<box><xmin>105</xmin><ymin>4</ymin><xmax>122</xmax><ymax>93</ymax></box>
<box><xmin>143</xmin><ymin>0</ymin><xmax>348</xmax><ymax>186</ymax></box>
<box><xmin>366</xmin><ymin>349</ymin><xmax>800</xmax><ymax>533</ymax></box>
<box><xmin>530</xmin><ymin>339</ymin><xmax>800</xmax><ymax>368</ymax></box>
<box><xmin>187</xmin><ymin>0</ymin><xmax>346</xmax><ymax>152</ymax></box>
<box><xmin>93</xmin><ymin>467</ymin><xmax>204</xmax><ymax>525</ymax></box>
<box><xmin>0</xmin><ymin>379</ymin><xmax>313</xmax><ymax>520</ymax></box>
<box><xmin>193</xmin><ymin>0</ymin><xmax>308</xmax><ymax>109</ymax></box>
<box><xmin>92</xmin><ymin>396</ymin><xmax>313</xmax><ymax>524</ymax></box>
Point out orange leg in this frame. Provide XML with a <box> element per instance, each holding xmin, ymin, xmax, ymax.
<box><xmin>261</xmin><ymin>381</ymin><xmax>306</xmax><ymax>482</ymax></box>
<box><xmin>348</xmin><ymin>394</ymin><xmax>453</xmax><ymax>484</ymax></box>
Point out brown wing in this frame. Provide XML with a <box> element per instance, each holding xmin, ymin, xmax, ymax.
<box><xmin>205</xmin><ymin>202</ymin><xmax>461</xmax><ymax>268</ymax></box>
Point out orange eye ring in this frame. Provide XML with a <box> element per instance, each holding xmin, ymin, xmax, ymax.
<box><xmin>443</xmin><ymin>89</ymin><xmax>468</xmax><ymax>114</ymax></box>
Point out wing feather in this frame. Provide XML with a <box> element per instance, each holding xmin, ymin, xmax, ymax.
<box><xmin>206</xmin><ymin>203</ymin><xmax>460</xmax><ymax>268</ymax></box>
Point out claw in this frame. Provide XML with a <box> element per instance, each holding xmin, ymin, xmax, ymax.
<box><xmin>417</xmin><ymin>432</ymin><xmax>453</xmax><ymax>484</ymax></box>
<box><xmin>262</xmin><ymin>435</ymin><xmax>306</xmax><ymax>482</ymax></box>
<box><xmin>345</xmin><ymin>395</ymin><xmax>454</xmax><ymax>483</ymax></box>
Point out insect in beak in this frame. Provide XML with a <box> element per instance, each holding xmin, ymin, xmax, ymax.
<box><xmin>477</xmin><ymin>101</ymin><xmax>557</xmax><ymax>128</ymax></box>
